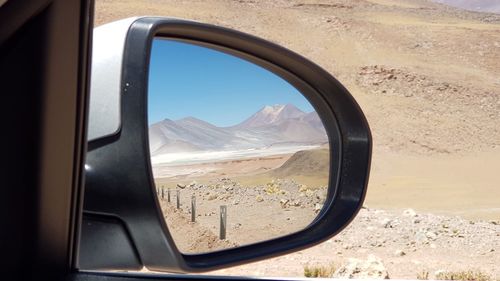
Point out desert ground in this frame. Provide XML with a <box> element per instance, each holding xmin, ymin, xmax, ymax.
<box><xmin>95</xmin><ymin>0</ymin><xmax>499</xmax><ymax>279</ymax></box>
<box><xmin>152</xmin><ymin>147</ymin><xmax>499</xmax><ymax>279</ymax></box>
<box><xmin>154</xmin><ymin>147</ymin><xmax>329</xmax><ymax>252</ymax></box>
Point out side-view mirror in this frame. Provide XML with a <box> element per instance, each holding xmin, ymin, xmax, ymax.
<box><xmin>80</xmin><ymin>17</ymin><xmax>371</xmax><ymax>273</ymax></box>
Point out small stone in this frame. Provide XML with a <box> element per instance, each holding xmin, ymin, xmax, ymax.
<box><xmin>395</xmin><ymin>250</ymin><xmax>406</xmax><ymax>256</ymax></box>
<box><xmin>425</xmin><ymin>231</ymin><xmax>438</xmax><ymax>241</ymax></box>
<box><xmin>403</xmin><ymin>208</ymin><xmax>417</xmax><ymax>217</ymax></box>
<box><xmin>381</xmin><ymin>218</ymin><xmax>395</xmax><ymax>228</ymax></box>
<box><xmin>177</xmin><ymin>183</ymin><xmax>186</xmax><ymax>189</ymax></box>
<box><xmin>314</xmin><ymin>203</ymin><xmax>324</xmax><ymax>212</ymax></box>
<box><xmin>280</xmin><ymin>199</ymin><xmax>289</xmax><ymax>208</ymax></box>
<box><xmin>256</xmin><ymin>195</ymin><xmax>264</xmax><ymax>202</ymax></box>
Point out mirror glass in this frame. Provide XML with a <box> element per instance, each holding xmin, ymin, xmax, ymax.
<box><xmin>148</xmin><ymin>38</ymin><xmax>330</xmax><ymax>254</ymax></box>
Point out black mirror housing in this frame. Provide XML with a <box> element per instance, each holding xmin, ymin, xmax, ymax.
<box><xmin>81</xmin><ymin>17</ymin><xmax>371</xmax><ymax>273</ymax></box>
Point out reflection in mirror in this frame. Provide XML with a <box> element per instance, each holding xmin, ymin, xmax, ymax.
<box><xmin>148</xmin><ymin>38</ymin><xmax>330</xmax><ymax>254</ymax></box>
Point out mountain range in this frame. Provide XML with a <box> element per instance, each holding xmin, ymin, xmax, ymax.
<box><xmin>149</xmin><ymin>104</ymin><xmax>327</xmax><ymax>156</ymax></box>
<box><xmin>433</xmin><ymin>0</ymin><xmax>500</xmax><ymax>13</ymax></box>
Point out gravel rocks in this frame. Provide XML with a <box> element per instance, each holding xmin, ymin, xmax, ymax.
<box><xmin>334</xmin><ymin>254</ymin><xmax>389</xmax><ymax>279</ymax></box>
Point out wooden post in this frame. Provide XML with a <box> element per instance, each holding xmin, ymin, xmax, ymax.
<box><xmin>167</xmin><ymin>188</ymin><xmax>171</xmax><ymax>203</ymax></box>
<box><xmin>220</xmin><ymin>205</ymin><xmax>227</xmax><ymax>240</ymax></box>
<box><xmin>176</xmin><ymin>189</ymin><xmax>180</xmax><ymax>209</ymax></box>
<box><xmin>161</xmin><ymin>188</ymin><xmax>164</xmax><ymax>200</ymax></box>
<box><xmin>191</xmin><ymin>195</ymin><xmax>196</xmax><ymax>222</ymax></box>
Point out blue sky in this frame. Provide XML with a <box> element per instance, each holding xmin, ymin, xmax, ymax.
<box><xmin>148</xmin><ymin>38</ymin><xmax>314</xmax><ymax>127</ymax></box>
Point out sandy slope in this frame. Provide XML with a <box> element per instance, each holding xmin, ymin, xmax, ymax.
<box><xmin>367</xmin><ymin>147</ymin><xmax>500</xmax><ymax>221</ymax></box>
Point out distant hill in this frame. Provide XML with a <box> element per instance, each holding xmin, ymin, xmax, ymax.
<box><xmin>149</xmin><ymin>116</ymin><xmax>254</xmax><ymax>153</ymax></box>
<box><xmin>149</xmin><ymin>104</ymin><xmax>328</xmax><ymax>156</ymax></box>
<box><xmin>271</xmin><ymin>148</ymin><xmax>330</xmax><ymax>178</ymax></box>
<box><xmin>433</xmin><ymin>0</ymin><xmax>500</xmax><ymax>13</ymax></box>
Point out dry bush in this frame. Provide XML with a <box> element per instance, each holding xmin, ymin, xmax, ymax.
<box><xmin>303</xmin><ymin>263</ymin><xmax>337</xmax><ymax>278</ymax></box>
<box><xmin>435</xmin><ymin>270</ymin><xmax>491</xmax><ymax>281</ymax></box>
<box><xmin>417</xmin><ymin>270</ymin><xmax>430</xmax><ymax>280</ymax></box>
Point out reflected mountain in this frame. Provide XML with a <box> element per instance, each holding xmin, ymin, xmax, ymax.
<box><xmin>149</xmin><ymin>104</ymin><xmax>327</xmax><ymax>158</ymax></box>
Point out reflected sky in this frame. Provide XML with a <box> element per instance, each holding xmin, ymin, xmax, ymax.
<box><xmin>148</xmin><ymin>38</ymin><xmax>313</xmax><ymax>126</ymax></box>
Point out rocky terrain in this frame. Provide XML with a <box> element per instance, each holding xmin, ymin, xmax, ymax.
<box><xmin>211</xmin><ymin>207</ymin><xmax>499</xmax><ymax>279</ymax></box>
<box><xmin>159</xmin><ymin>177</ymin><xmax>327</xmax><ymax>253</ymax></box>
<box><xmin>158</xmin><ymin>175</ymin><xmax>499</xmax><ymax>279</ymax></box>
<box><xmin>356</xmin><ymin>65</ymin><xmax>499</xmax><ymax>154</ymax></box>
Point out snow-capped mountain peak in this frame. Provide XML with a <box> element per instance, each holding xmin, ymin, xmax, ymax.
<box><xmin>237</xmin><ymin>103</ymin><xmax>305</xmax><ymax>128</ymax></box>
<box><xmin>261</xmin><ymin>104</ymin><xmax>285</xmax><ymax>114</ymax></box>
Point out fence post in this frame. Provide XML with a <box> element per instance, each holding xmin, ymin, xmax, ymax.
<box><xmin>161</xmin><ymin>187</ymin><xmax>164</xmax><ymax>200</ymax></box>
<box><xmin>220</xmin><ymin>205</ymin><xmax>227</xmax><ymax>240</ymax></box>
<box><xmin>167</xmin><ymin>188</ymin><xmax>171</xmax><ymax>203</ymax></box>
<box><xmin>191</xmin><ymin>195</ymin><xmax>196</xmax><ymax>222</ymax></box>
<box><xmin>176</xmin><ymin>189</ymin><xmax>180</xmax><ymax>209</ymax></box>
